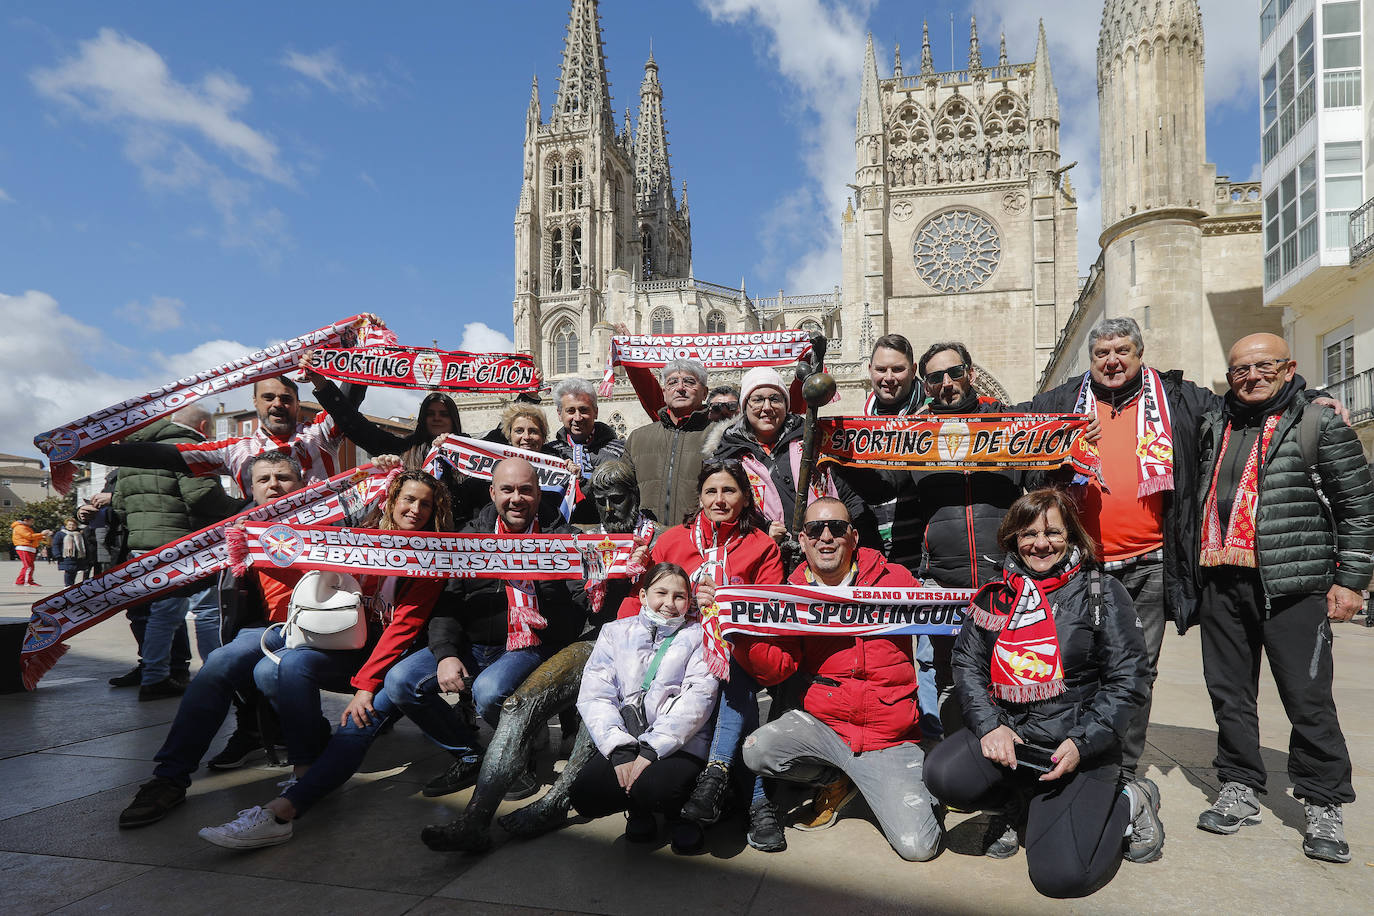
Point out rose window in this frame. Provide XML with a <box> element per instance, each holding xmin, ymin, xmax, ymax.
<box><xmin>913</xmin><ymin>210</ymin><xmax>1001</xmax><ymax>292</ymax></box>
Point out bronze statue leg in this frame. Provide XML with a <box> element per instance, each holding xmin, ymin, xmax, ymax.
<box><xmin>499</xmin><ymin>722</ymin><xmax>596</xmax><ymax>839</ymax></box>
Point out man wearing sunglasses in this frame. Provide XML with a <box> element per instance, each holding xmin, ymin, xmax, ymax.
<box><xmin>739</xmin><ymin>498</ymin><xmax>942</xmax><ymax>862</ymax></box>
<box><xmin>706</xmin><ymin>385</ymin><xmax>740</xmax><ymax>421</ymax></box>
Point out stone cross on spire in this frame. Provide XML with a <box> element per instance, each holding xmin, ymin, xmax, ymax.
<box><xmin>968</xmin><ymin>15</ymin><xmax>982</xmax><ymax>69</ymax></box>
<box><xmin>634</xmin><ymin>51</ymin><xmax>672</xmax><ymax>206</ymax></box>
<box><xmin>552</xmin><ymin>0</ymin><xmax>614</xmax><ymax>132</ymax></box>
<box><xmin>920</xmin><ymin>20</ymin><xmax>934</xmax><ymax>75</ymax></box>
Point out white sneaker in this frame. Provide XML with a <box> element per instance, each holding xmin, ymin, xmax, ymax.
<box><xmin>198</xmin><ymin>806</ymin><xmax>293</xmax><ymax>849</ymax></box>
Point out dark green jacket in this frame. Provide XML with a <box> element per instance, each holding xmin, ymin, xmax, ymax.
<box><xmin>624</xmin><ymin>407</ymin><xmax>722</xmax><ymax>526</ymax></box>
<box><xmin>1198</xmin><ymin>398</ymin><xmax>1374</xmax><ymax>599</ymax></box>
<box><xmin>112</xmin><ymin>420</ymin><xmax>243</xmax><ymax>551</ymax></box>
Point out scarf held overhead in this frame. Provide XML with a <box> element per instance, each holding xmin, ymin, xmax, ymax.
<box><xmin>33</xmin><ymin>316</ymin><xmax>391</xmax><ymax>494</ymax></box>
<box><xmin>1200</xmin><ymin>413</ymin><xmax>1281</xmax><ymax>569</ymax></box>
<box><xmin>21</xmin><ymin>464</ymin><xmax>393</xmax><ymax>689</ymax></box>
<box><xmin>1072</xmin><ymin>366</ymin><xmax>1175</xmax><ymax>497</ymax></box>
<box><xmin>817</xmin><ymin>414</ymin><xmax>1102</xmax><ymax>482</ymax></box>
<box><xmin>970</xmin><ymin>552</ymin><xmax>1082</xmax><ymax>703</ymax></box>
<box><xmin>307</xmin><ymin>347</ymin><xmax>537</xmax><ymax>393</ymax></box>
<box><xmin>423</xmin><ymin>434</ymin><xmax>575</xmax><ymax>499</ymax></box>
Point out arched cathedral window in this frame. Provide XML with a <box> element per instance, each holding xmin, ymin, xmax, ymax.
<box><xmin>552</xmin><ymin>321</ymin><xmax>578</xmax><ymax>375</ymax></box>
<box><xmin>651</xmin><ymin>307</ymin><xmax>674</xmax><ymax>335</ymax></box>
<box><xmin>569</xmin><ymin>157</ymin><xmax>585</xmax><ymax>208</ymax></box>
<box><xmin>705</xmin><ymin>310</ymin><xmax>726</xmax><ymax>333</ymax></box>
<box><xmin>641</xmin><ymin>228</ymin><xmax>654</xmax><ymax>280</ymax></box>
<box><xmin>550</xmin><ymin>229</ymin><xmax>564</xmax><ymax>292</ymax></box>
<box><xmin>799</xmin><ymin>319</ymin><xmax>822</xmax><ymax>338</ymax></box>
<box><xmin>570</xmin><ymin>225</ymin><xmax>583</xmax><ymax>290</ymax></box>
<box><xmin>549</xmin><ymin>157</ymin><xmax>565</xmax><ymax>211</ymax></box>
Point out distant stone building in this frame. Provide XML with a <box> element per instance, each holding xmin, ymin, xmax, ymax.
<box><xmin>0</xmin><ymin>453</ymin><xmax>50</xmax><ymax>508</ymax></box>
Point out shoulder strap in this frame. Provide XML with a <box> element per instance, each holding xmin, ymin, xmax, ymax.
<box><xmin>641</xmin><ymin>631</ymin><xmax>678</xmax><ymax>692</ymax></box>
<box><xmin>1087</xmin><ymin>568</ymin><xmax>1104</xmax><ymax>631</ymax></box>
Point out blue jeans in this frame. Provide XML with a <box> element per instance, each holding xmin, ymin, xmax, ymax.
<box><xmin>189</xmin><ymin>584</ymin><xmax>221</xmax><ymax>661</ymax></box>
<box><xmin>469</xmin><ymin>643</ymin><xmax>555</xmax><ymax>725</ymax></box>
<box><xmin>254</xmin><ymin>643</ymin><xmax>369</xmax><ymax>767</ymax></box>
<box><xmin>282</xmin><ymin>648</ymin><xmax>482</xmax><ymax>816</ymax></box>
<box><xmin>132</xmin><ymin>549</ymin><xmax>192</xmax><ymax>684</ymax></box>
<box><xmin>153</xmin><ymin>627</ymin><xmax>284</xmax><ymax>787</ymax></box>
<box><xmin>707</xmin><ymin>659</ymin><xmax>766</xmax><ymax>805</ymax></box>
<box><xmin>915</xmin><ymin>635</ymin><xmax>943</xmax><ymax>740</ymax></box>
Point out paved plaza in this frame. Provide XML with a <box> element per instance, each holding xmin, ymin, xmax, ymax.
<box><xmin>0</xmin><ymin>558</ymin><xmax>1371</xmax><ymax>914</ymax></box>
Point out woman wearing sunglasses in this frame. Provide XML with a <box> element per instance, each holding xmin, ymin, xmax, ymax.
<box><xmin>705</xmin><ymin>367</ymin><xmax>878</xmax><ymax>547</ymax></box>
<box><xmin>924</xmin><ymin>488</ymin><xmax>1162</xmax><ymax>897</ymax></box>
<box><xmin>617</xmin><ymin>458</ymin><xmax>786</xmax><ymax>853</ymax></box>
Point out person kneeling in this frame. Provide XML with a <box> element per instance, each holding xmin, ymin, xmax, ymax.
<box><xmin>569</xmin><ymin>563</ymin><xmax>720</xmax><ymax>853</ymax></box>
<box><xmin>740</xmin><ymin>498</ymin><xmax>942</xmax><ymax>862</ymax></box>
<box><xmin>924</xmin><ymin>488</ymin><xmax>1162</xmax><ymax>899</ymax></box>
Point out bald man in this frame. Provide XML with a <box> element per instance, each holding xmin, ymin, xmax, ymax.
<box><xmin>1193</xmin><ymin>333</ymin><xmax>1374</xmax><ymax>864</ymax></box>
<box><xmin>422</xmin><ymin>458</ymin><xmax>591</xmax><ymax>800</ymax></box>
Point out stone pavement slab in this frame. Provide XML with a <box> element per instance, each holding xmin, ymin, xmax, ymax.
<box><xmin>0</xmin><ymin>559</ymin><xmax>1372</xmax><ymax>914</ymax></box>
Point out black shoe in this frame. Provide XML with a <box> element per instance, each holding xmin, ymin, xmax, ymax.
<box><xmin>422</xmin><ymin>752</ymin><xmax>483</xmax><ymax>798</ymax></box>
<box><xmin>503</xmin><ymin>767</ymin><xmax>541</xmax><ymax>801</ymax></box>
<box><xmin>138</xmin><ymin>678</ymin><xmax>186</xmax><ymax>702</ymax></box>
<box><xmin>983</xmin><ymin>795</ymin><xmax>1023</xmax><ymax>859</ymax></box>
<box><xmin>108</xmin><ymin>666</ymin><xmax>142</xmax><ymax>688</ymax></box>
<box><xmin>118</xmin><ymin>777</ymin><xmax>186</xmax><ymax>828</ymax></box>
<box><xmin>206</xmin><ymin>729</ymin><xmax>267</xmax><ymax>770</ymax></box>
<box><xmin>747</xmin><ymin>799</ymin><xmax>787</xmax><ymax>853</ymax></box>
<box><xmin>625</xmin><ymin>811</ymin><xmax>657</xmax><ymax>843</ymax></box>
<box><xmin>669</xmin><ymin>819</ymin><xmax>705</xmax><ymax>854</ymax></box>
<box><xmin>681</xmin><ymin>762</ymin><xmax>729</xmax><ymax>826</ymax></box>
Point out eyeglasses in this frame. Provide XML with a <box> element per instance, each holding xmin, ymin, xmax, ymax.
<box><xmin>746</xmin><ymin>394</ymin><xmax>786</xmax><ymax>408</ymax></box>
<box><xmin>1017</xmin><ymin>528</ymin><xmax>1066</xmax><ymax>543</ymax></box>
<box><xmin>664</xmin><ymin>375</ymin><xmax>702</xmax><ymax>389</ymax></box>
<box><xmin>922</xmin><ymin>364</ymin><xmax>968</xmax><ymax>387</ymax></box>
<box><xmin>1226</xmin><ymin>359</ymin><xmax>1290</xmax><ymax>380</ymax></box>
<box><xmin>708</xmin><ymin>401</ymin><xmax>738</xmax><ymax>416</ymax></box>
<box><xmin>802</xmin><ymin>518</ymin><xmax>852</xmax><ymax>539</ymax></box>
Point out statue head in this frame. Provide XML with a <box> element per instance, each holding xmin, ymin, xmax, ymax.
<box><xmin>588</xmin><ymin>460</ymin><xmax>641</xmax><ymax>533</ymax></box>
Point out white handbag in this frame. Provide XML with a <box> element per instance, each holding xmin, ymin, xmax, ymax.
<box><xmin>261</xmin><ymin>570</ymin><xmax>368</xmax><ymax>663</ymax></box>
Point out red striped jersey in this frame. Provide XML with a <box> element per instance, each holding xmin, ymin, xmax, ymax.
<box><xmin>176</xmin><ymin>411</ymin><xmax>345</xmax><ymax>492</ymax></box>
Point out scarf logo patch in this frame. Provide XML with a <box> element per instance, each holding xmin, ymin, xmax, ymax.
<box><xmin>23</xmin><ymin>611</ymin><xmax>62</xmax><ymax>652</ymax></box>
<box><xmin>412</xmin><ymin>352</ymin><xmax>444</xmax><ymax>387</ymax></box>
<box><xmin>35</xmin><ymin>428</ymin><xmax>80</xmax><ymax>463</ymax></box>
<box><xmin>261</xmin><ymin>524</ymin><xmax>306</xmax><ymax>567</ymax></box>
<box><xmin>936</xmin><ymin>420</ymin><xmax>972</xmax><ymax>462</ymax></box>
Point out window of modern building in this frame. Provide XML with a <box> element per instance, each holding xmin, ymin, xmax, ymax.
<box><xmin>650</xmin><ymin>307</ymin><xmax>673</xmax><ymax>335</ymax></box>
<box><xmin>1264</xmin><ymin>152</ymin><xmax>1318</xmax><ymax>285</ymax></box>
<box><xmin>1261</xmin><ymin>0</ymin><xmax>1277</xmax><ymax>41</ymax></box>
<box><xmin>1322</xmin><ymin>1</ymin><xmax>1362</xmax><ymax>108</ymax></box>
<box><xmin>705</xmin><ymin>310</ymin><xmax>726</xmax><ymax>333</ymax></box>
<box><xmin>1263</xmin><ymin>15</ymin><xmax>1316</xmax><ymax>163</ymax></box>
<box><xmin>1324</xmin><ymin>141</ymin><xmax>1363</xmax><ymax>247</ymax></box>
<box><xmin>1323</xmin><ymin>322</ymin><xmax>1356</xmax><ymax>384</ymax></box>
<box><xmin>553</xmin><ymin>322</ymin><xmax>578</xmax><ymax>375</ymax></box>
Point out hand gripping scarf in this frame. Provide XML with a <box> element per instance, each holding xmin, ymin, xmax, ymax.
<box><xmin>1199</xmin><ymin>414</ymin><xmax>1280</xmax><ymax>568</ymax></box>
<box><xmin>499</xmin><ymin>517</ymin><xmax>546</xmax><ymax>650</ymax></box>
<box><xmin>969</xmin><ymin>549</ymin><xmax>1083</xmax><ymax>703</ymax></box>
<box><xmin>1073</xmin><ymin>366</ymin><xmax>1175</xmax><ymax>498</ymax></box>
<box><xmin>692</xmin><ymin>513</ymin><xmax>743</xmax><ymax>680</ymax></box>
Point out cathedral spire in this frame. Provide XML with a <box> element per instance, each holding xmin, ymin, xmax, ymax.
<box><xmin>920</xmin><ymin>20</ymin><xmax>934</xmax><ymax>75</ymax></box>
<box><xmin>634</xmin><ymin>51</ymin><xmax>672</xmax><ymax>207</ymax></box>
<box><xmin>857</xmin><ymin>33</ymin><xmax>882</xmax><ymax>138</ymax></box>
<box><xmin>679</xmin><ymin>180</ymin><xmax>689</xmax><ymax>219</ymax></box>
<box><xmin>999</xmin><ymin>31</ymin><xmax>1008</xmax><ymax>67</ymax></box>
<box><xmin>968</xmin><ymin>15</ymin><xmax>982</xmax><ymax>70</ymax></box>
<box><xmin>621</xmin><ymin>107</ymin><xmax>633</xmax><ymax>144</ymax></box>
<box><xmin>893</xmin><ymin>43</ymin><xmax>902</xmax><ymax>78</ymax></box>
<box><xmin>525</xmin><ymin>75</ymin><xmax>541</xmax><ymax>139</ymax></box>
<box><xmin>1029</xmin><ymin>20</ymin><xmax>1059</xmax><ymax>121</ymax></box>
<box><xmin>552</xmin><ymin>0</ymin><xmax>614</xmax><ymax>132</ymax></box>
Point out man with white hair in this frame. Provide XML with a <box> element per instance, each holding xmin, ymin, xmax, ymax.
<box><xmin>545</xmin><ymin>377</ymin><xmax>625</xmax><ymax>524</ymax></box>
<box><xmin>624</xmin><ymin>358</ymin><xmax>716</xmax><ymax>525</ymax></box>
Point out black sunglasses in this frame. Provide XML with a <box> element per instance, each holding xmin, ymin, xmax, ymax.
<box><xmin>802</xmin><ymin>518</ymin><xmax>852</xmax><ymax>539</ymax></box>
<box><xmin>922</xmin><ymin>364</ymin><xmax>968</xmax><ymax>387</ymax></box>
<box><xmin>708</xmin><ymin>401</ymin><xmax>739</xmax><ymax>415</ymax></box>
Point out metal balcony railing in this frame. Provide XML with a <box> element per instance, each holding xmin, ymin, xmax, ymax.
<box><xmin>1351</xmin><ymin>195</ymin><xmax>1374</xmax><ymax>263</ymax></box>
<box><xmin>1327</xmin><ymin>367</ymin><xmax>1374</xmax><ymax>426</ymax></box>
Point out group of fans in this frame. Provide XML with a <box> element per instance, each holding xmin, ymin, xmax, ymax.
<box><xmin>78</xmin><ymin>314</ymin><xmax>1370</xmax><ymax>899</ymax></box>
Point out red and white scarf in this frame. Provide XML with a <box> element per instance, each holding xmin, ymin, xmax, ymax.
<box><xmin>499</xmin><ymin>517</ymin><xmax>547</xmax><ymax>650</ymax></box>
<box><xmin>970</xmin><ymin>551</ymin><xmax>1083</xmax><ymax>703</ymax></box>
<box><xmin>1073</xmin><ymin>367</ymin><xmax>1175</xmax><ymax>497</ymax></box>
<box><xmin>740</xmin><ymin>441</ymin><xmax>837</xmax><ymax>524</ymax></box>
<box><xmin>692</xmin><ymin>514</ymin><xmax>744</xmax><ymax>679</ymax></box>
<box><xmin>306</xmin><ymin>346</ymin><xmax>537</xmax><ymax>393</ymax></box>
<box><xmin>1200</xmin><ymin>414</ymin><xmax>1280</xmax><ymax>568</ymax></box>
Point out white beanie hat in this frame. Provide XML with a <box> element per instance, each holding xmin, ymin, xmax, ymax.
<box><xmin>739</xmin><ymin>366</ymin><xmax>788</xmax><ymax>408</ymax></box>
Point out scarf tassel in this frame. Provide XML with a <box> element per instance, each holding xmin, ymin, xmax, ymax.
<box><xmin>20</xmin><ymin>641</ymin><xmax>70</xmax><ymax>690</ymax></box>
<box><xmin>506</xmin><ymin>603</ymin><xmax>548</xmax><ymax>651</ymax></box>
<box><xmin>697</xmin><ymin>603</ymin><xmax>732</xmax><ymax>681</ymax></box>
<box><xmin>970</xmin><ymin>606</ymin><xmax>1011</xmax><ymax>631</ymax></box>
<box><xmin>1137</xmin><ymin>473</ymin><xmax>1174</xmax><ymax>498</ymax></box>
<box><xmin>991</xmin><ymin>679</ymin><xmax>1067</xmax><ymax>704</ymax></box>
<box><xmin>225</xmin><ymin>525</ymin><xmax>250</xmax><ymax>576</ymax></box>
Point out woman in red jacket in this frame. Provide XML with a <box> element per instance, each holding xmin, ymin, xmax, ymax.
<box><xmin>199</xmin><ymin>468</ymin><xmax>453</xmax><ymax>848</ymax></box>
<box><xmin>621</xmin><ymin>459</ymin><xmax>789</xmax><ymax>853</ymax></box>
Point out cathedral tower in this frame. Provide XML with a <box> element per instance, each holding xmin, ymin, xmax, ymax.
<box><xmin>1097</xmin><ymin>0</ymin><xmax>1209</xmax><ymax>370</ymax></box>
<box><xmin>514</xmin><ymin>0</ymin><xmax>690</xmax><ymax>381</ymax></box>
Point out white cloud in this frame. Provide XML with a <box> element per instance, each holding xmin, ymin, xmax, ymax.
<box><xmin>700</xmin><ymin>0</ymin><xmax>872</xmax><ymax>290</ymax></box>
<box><xmin>459</xmin><ymin>322</ymin><xmax>516</xmax><ymax>353</ymax></box>
<box><xmin>359</xmin><ymin>170</ymin><xmax>378</xmax><ymax>190</ymax></box>
<box><xmin>281</xmin><ymin>48</ymin><xmax>379</xmax><ymax>105</ymax></box>
<box><xmin>116</xmin><ymin>296</ymin><xmax>186</xmax><ymax>331</ymax></box>
<box><xmin>30</xmin><ymin>29</ymin><xmax>293</xmax><ymax>264</ymax></box>
<box><xmin>0</xmin><ymin>188</ymin><xmax>13</xmax><ymax>203</ymax></box>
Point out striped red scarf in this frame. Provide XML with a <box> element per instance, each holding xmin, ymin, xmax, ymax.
<box><xmin>500</xmin><ymin>517</ymin><xmax>546</xmax><ymax>650</ymax></box>
<box><xmin>970</xmin><ymin>551</ymin><xmax>1082</xmax><ymax>703</ymax></box>
<box><xmin>1200</xmin><ymin>414</ymin><xmax>1280</xmax><ymax>568</ymax></box>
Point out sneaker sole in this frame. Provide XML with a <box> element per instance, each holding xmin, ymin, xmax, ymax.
<box><xmin>746</xmin><ymin>834</ymin><xmax>787</xmax><ymax>853</ymax></box>
<box><xmin>118</xmin><ymin>795</ymin><xmax>185</xmax><ymax>829</ymax></box>
<box><xmin>1125</xmin><ymin>779</ymin><xmax>1166</xmax><ymax>864</ymax></box>
<box><xmin>1196</xmin><ymin>812</ymin><xmax>1261</xmax><ymax>836</ymax></box>
<box><xmin>1302</xmin><ymin>841</ymin><xmax>1352</xmax><ymax>864</ymax></box>
<box><xmin>793</xmin><ymin>786</ymin><xmax>859</xmax><ymax>832</ymax></box>
<box><xmin>197</xmin><ymin>827</ymin><xmax>292</xmax><ymax>849</ymax></box>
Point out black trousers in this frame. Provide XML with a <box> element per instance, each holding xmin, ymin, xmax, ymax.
<box><xmin>1108</xmin><ymin>555</ymin><xmax>1165</xmax><ymax>778</ymax></box>
<box><xmin>1199</xmin><ymin>567</ymin><xmax>1354</xmax><ymax>805</ymax></box>
<box><xmin>926</xmin><ymin>729</ymin><xmax>1129</xmax><ymax>899</ymax></box>
<box><xmin>569</xmin><ymin>750</ymin><xmax>704</xmax><ymax>819</ymax></box>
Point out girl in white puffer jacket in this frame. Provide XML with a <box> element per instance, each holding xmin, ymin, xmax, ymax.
<box><xmin>570</xmin><ymin>562</ymin><xmax>721</xmax><ymax>853</ymax></box>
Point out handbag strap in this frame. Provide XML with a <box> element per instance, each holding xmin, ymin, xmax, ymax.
<box><xmin>641</xmin><ymin>631</ymin><xmax>678</xmax><ymax>692</ymax></box>
<box><xmin>259</xmin><ymin>622</ymin><xmax>287</xmax><ymax>665</ymax></box>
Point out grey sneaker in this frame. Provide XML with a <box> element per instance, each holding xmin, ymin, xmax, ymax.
<box><xmin>1124</xmin><ymin>777</ymin><xmax>1165</xmax><ymax>863</ymax></box>
<box><xmin>1302</xmin><ymin>803</ymin><xmax>1351</xmax><ymax>864</ymax></box>
<box><xmin>1197</xmin><ymin>781</ymin><xmax>1261</xmax><ymax>835</ymax></box>
<box><xmin>983</xmin><ymin>795</ymin><xmax>1022</xmax><ymax>859</ymax></box>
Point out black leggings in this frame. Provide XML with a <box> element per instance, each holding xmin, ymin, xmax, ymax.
<box><xmin>926</xmin><ymin>729</ymin><xmax>1130</xmax><ymax>899</ymax></box>
<box><xmin>570</xmin><ymin>751</ymin><xmax>703</xmax><ymax>820</ymax></box>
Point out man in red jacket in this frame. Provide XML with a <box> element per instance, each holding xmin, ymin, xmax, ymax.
<box><xmin>740</xmin><ymin>498</ymin><xmax>942</xmax><ymax>861</ymax></box>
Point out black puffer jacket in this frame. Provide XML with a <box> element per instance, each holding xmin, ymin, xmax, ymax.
<box><xmin>1023</xmin><ymin>369</ymin><xmax>1220</xmax><ymax>634</ymax></box>
<box><xmin>1198</xmin><ymin>382</ymin><xmax>1374</xmax><ymax>598</ymax></box>
<box><xmin>705</xmin><ymin>413</ymin><xmax>880</xmax><ymax>548</ymax></box>
<box><xmin>953</xmin><ymin>555</ymin><xmax>1148</xmax><ymax>764</ymax></box>
<box><xmin>890</xmin><ymin>395</ymin><xmax>1022</xmax><ymax>588</ymax></box>
<box><xmin>428</xmin><ymin>503</ymin><xmax>590</xmax><ymax>655</ymax></box>
<box><xmin>546</xmin><ymin>421</ymin><xmax>626</xmax><ymax>524</ymax></box>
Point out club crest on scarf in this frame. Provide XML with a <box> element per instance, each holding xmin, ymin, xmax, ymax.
<box><xmin>412</xmin><ymin>351</ymin><xmax>444</xmax><ymax>388</ymax></box>
<box><xmin>261</xmin><ymin>524</ymin><xmax>306</xmax><ymax>567</ymax></box>
<box><xmin>970</xmin><ymin>549</ymin><xmax>1081</xmax><ymax>703</ymax></box>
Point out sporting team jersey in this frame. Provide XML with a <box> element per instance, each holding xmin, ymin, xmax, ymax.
<box><xmin>176</xmin><ymin>412</ymin><xmax>345</xmax><ymax>492</ymax></box>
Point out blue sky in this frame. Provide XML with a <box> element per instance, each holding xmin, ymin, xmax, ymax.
<box><xmin>0</xmin><ymin>0</ymin><xmax>1262</xmax><ymax>459</ymax></box>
